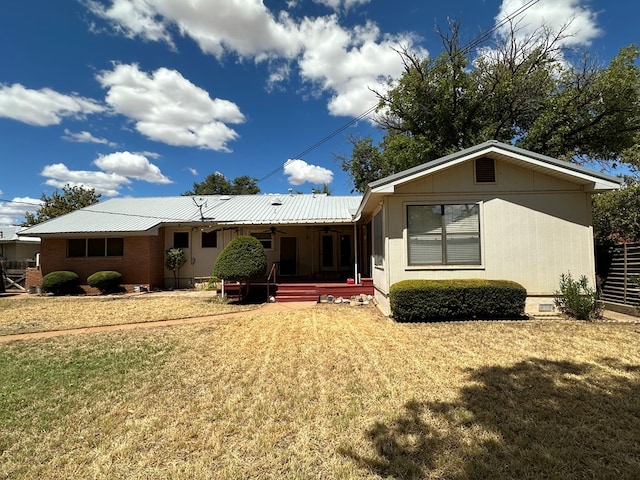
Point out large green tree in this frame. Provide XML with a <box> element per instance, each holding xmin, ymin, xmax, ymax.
<box><xmin>23</xmin><ymin>184</ymin><xmax>101</xmax><ymax>226</ymax></box>
<box><xmin>592</xmin><ymin>177</ymin><xmax>640</xmax><ymax>245</ymax></box>
<box><xmin>184</xmin><ymin>173</ymin><xmax>260</xmax><ymax>195</ymax></box>
<box><xmin>341</xmin><ymin>21</ymin><xmax>640</xmax><ymax>192</ymax></box>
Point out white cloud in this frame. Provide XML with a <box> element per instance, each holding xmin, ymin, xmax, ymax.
<box><xmin>297</xmin><ymin>18</ymin><xmax>423</xmax><ymax>117</ymax></box>
<box><xmin>96</xmin><ymin>63</ymin><xmax>245</xmax><ymax>151</ymax></box>
<box><xmin>41</xmin><ymin>163</ymin><xmax>130</xmax><ymax>197</ymax></box>
<box><xmin>495</xmin><ymin>0</ymin><xmax>601</xmax><ymax>47</ymax></box>
<box><xmin>314</xmin><ymin>0</ymin><xmax>370</xmax><ymax>13</ymax></box>
<box><xmin>88</xmin><ymin>0</ymin><xmax>301</xmax><ymax>59</ymax></box>
<box><xmin>187</xmin><ymin>167</ymin><xmax>198</xmax><ymax>175</ymax></box>
<box><xmin>0</xmin><ymin>197</ymin><xmax>42</xmax><ymax>226</ymax></box>
<box><xmin>284</xmin><ymin>159</ymin><xmax>333</xmax><ymax>185</ymax></box>
<box><xmin>94</xmin><ymin>151</ymin><xmax>172</xmax><ymax>184</ymax></box>
<box><xmin>87</xmin><ymin>1</ymin><xmax>423</xmax><ymax>120</ymax></box>
<box><xmin>85</xmin><ymin>0</ymin><xmax>175</xmax><ymax>47</ymax></box>
<box><xmin>62</xmin><ymin>128</ymin><xmax>117</xmax><ymax>147</ymax></box>
<box><xmin>0</xmin><ymin>83</ymin><xmax>104</xmax><ymax>126</ymax></box>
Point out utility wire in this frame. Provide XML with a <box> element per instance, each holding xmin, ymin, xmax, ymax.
<box><xmin>3</xmin><ymin>0</ymin><xmax>542</xmax><ymax>222</ymax></box>
<box><xmin>256</xmin><ymin>0</ymin><xmax>541</xmax><ymax>185</ymax></box>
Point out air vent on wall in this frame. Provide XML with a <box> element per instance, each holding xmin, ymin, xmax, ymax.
<box><xmin>475</xmin><ymin>157</ymin><xmax>496</xmax><ymax>183</ymax></box>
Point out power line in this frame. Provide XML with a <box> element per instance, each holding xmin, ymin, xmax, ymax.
<box><xmin>257</xmin><ymin>0</ymin><xmax>541</xmax><ymax>185</ymax></box>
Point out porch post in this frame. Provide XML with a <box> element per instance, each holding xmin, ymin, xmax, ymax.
<box><xmin>353</xmin><ymin>222</ymin><xmax>359</xmax><ymax>284</ymax></box>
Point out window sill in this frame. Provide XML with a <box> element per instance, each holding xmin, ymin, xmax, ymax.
<box><xmin>405</xmin><ymin>265</ymin><xmax>485</xmax><ymax>271</ymax></box>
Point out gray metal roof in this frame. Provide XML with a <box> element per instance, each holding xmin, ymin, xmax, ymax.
<box><xmin>20</xmin><ymin>194</ymin><xmax>363</xmax><ymax>236</ymax></box>
<box><xmin>0</xmin><ymin>225</ymin><xmax>41</xmax><ymax>243</ymax></box>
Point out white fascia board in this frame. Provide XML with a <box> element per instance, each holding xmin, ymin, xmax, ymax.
<box><xmin>501</xmin><ymin>149</ymin><xmax>621</xmax><ymax>190</ymax></box>
<box><xmin>370</xmin><ymin>147</ymin><xmax>495</xmax><ymax>194</ymax></box>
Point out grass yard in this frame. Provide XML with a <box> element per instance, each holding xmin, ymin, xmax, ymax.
<box><xmin>0</xmin><ymin>293</ymin><xmax>257</xmax><ymax>335</ymax></box>
<box><xmin>1</xmin><ymin>301</ymin><xmax>639</xmax><ymax>479</ymax></box>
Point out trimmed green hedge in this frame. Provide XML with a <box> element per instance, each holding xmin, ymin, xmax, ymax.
<box><xmin>87</xmin><ymin>271</ymin><xmax>123</xmax><ymax>294</ymax></box>
<box><xmin>390</xmin><ymin>279</ymin><xmax>527</xmax><ymax>322</ymax></box>
<box><xmin>41</xmin><ymin>271</ymin><xmax>80</xmax><ymax>296</ymax></box>
<box><xmin>213</xmin><ymin>235</ymin><xmax>267</xmax><ymax>282</ymax></box>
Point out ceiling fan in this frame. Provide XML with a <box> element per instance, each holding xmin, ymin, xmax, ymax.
<box><xmin>262</xmin><ymin>226</ymin><xmax>287</xmax><ymax>235</ymax></box>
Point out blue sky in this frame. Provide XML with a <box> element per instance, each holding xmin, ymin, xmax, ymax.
<box><xmin>0</xmin><ymin>0</ymin><xmax>637</xmax><ymax>225</ymax></box>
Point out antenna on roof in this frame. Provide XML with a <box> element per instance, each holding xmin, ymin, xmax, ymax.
<box><xmin>191</xmin><ymin>197</ymin><xmax>207</xmax><ymax>221</ymax></box>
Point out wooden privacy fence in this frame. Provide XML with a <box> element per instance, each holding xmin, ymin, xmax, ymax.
<box><xmin>596</xmin><ymin>243</ymin><xmax>640</xmax><ymax>306</ymax></box>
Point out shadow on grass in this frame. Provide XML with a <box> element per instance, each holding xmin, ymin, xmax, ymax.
<box><xmin>341</xmin><ymin>358</ymin><xmax>640</xmax><ymax>479</ymax></box>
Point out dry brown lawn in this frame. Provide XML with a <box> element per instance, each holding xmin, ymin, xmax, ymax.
<box><xmin>1</xmin><ymin>301</ymin><xmax>639</xmax><ymax>479</ymax></box>
<box><xmin>0</xmin><ymin>292</ymin><xmax>256</xmax><ymax>335</ymax></box>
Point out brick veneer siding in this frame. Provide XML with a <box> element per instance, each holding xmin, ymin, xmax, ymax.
<box><xmin>39</xmin><ymin>229</ymin><xmax>166</xmax><ymax>290</ymax></box>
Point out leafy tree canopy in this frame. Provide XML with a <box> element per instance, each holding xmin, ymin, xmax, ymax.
<box><xmin>593</xmin><ymin>177</ymin><xmax>640</xmax><ymax>245</ymax></box>
<box><xmin>340</xmin><ymin>20</ymin><xmax>640</xmax><ymax>192</ymax></box>
<box><xmin>23</xmin><ymin>184</ymin><xmax>101</xmax><ymax>226</ymax></box>
<box><xmin>183</xmin><ymin>173</ymin><xmax>260</xmax><ymax>195</ymax></box>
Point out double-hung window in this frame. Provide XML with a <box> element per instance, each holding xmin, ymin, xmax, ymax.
<box><xmin>407</xmin><ymin>204</ymin><xmax>481</xmax><ymax>265</ymax></box>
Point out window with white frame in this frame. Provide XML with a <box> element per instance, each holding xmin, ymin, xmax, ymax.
<box><xmin>251</xmin><ymin>232</ymin><xmax>272</xmax><ymax>249</ymax></box>
<box><xmin>407</xmin><ymin>204</ymin><xmax>481</xmax><ymax>265</ymax></box>
<box><xmin>373</xmin><ymin>210</ymin><xmax>384</xmax><ymax>267</ymax></box>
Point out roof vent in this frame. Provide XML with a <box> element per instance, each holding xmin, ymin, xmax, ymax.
<box><xmin>219</xmin><ymin>195</ymin><xmax>231</xmax><ymax>200</ymax></box>
<box><xmin>271</xmin><ymin>197</ymin><xmax>283</xmax><ymax>206</ymax></box>
<box><xmin>475</xmin><ymin>157</ymin><xmax>496</xmax><ymax>183</ymax></box>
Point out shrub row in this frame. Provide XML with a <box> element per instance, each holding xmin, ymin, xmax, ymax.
<box><xmin>41</xmin><ymin>270</ymin><xmax>123</xmax><ymax>295</ymax></box>
<box><xmin>390</xmin><ymin>279</ymin><xmax>527</xmax><ymax>322</ymax></box>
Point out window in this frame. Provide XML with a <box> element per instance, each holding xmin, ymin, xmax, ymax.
<box><xmin>251</xmin><ymin>232</ymin><xmax>272</xmax><ymax>249</ymax></box>
<box><xmin>407</xmin><ymin>204</ymin><xmax>480</xmax><ymax>265</ymax></box>
<box><xmin>201</xmin><ymin>230</ymin><xmax>217</xmax><ymax>248</ymax></box>
<box><xmin>67</xmin><ymin>238</ymin><xmax>124</xmax><ymax>257</ymax></box>
<box><xmin>173</xmin><ymin>231</ymin><xmax>189</xmax><ymax>248</ymax></box>
<box><xmin>373</xmin><ymin>210</ymin><xmax>384</xmax><ymax>267</ymax></box>
<box><xmin>475</xmin><ymin>157</ymin><xmax>496</xmax><ymax>183</ymax></box>
<box><xmin>68</xmin><ymin>239</ymin><xmax>86</xmax><ymax>257</ymax></box>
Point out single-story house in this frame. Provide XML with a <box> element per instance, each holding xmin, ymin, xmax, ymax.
<box><xmin>0</xmin><ymin>225</ymin><xmax>41</xmax><ymax>267</ymax></box>
<box><xmin>354</xmin><ymin>140</ymin><xmax>621</xmax><ymax>314</ymax></box>
<box><xmin>21</xmin><ymin>141</ymin><xmax>621</xmax><ymax>314</ymax></box>
<box><xmin>0</xmin><ymin>225</ymin><xmax>41</xmax><ymax>291</ymax></box>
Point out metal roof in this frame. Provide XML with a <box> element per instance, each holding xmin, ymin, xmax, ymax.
<box><xmin>0</xmin><ymin>225</ymin><xmax>41</xmax><ymax>243</ymax></box>
<box><xmin>20</xmin><ymin>194</ymin><xmax>363</xmax><ymax>236</ymax></box>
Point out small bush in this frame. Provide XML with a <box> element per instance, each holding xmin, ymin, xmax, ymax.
<box><xmin>87</xmin><ymin>271</ymin><xmax>123</xmax><ymax>294</ymax></box>
<box><xmin>213</xmin><ymin>236</ymin><xmax>267</xmax><ymax>282</ymax></box>
<box><xmin>390</xmin><ymin>279</ymin><xmax>527</xmax><ymax>322</ymax></box>
<box><xmin>554</xmin><ymin>273</ymin><xmax>602</xmax><ymax>321</ymax></box>
<box><xmin>41</xmin><ymin>271</ymin><xmax>80</xmax><ymax>296</ymax></box>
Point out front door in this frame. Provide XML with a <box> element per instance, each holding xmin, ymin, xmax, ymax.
<box><xmin>320</xmin><ymin>233</ymin><xmax>336</xmax><ymax>271</ymax></box>
<box><xmin>280</xmin><ymin>237</ymin><xmax>297</xmax><ymax>275</ymax></box>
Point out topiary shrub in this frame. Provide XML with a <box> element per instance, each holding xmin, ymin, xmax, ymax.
<box><xmin>553</xmin><ymin>272</ymin><xmax>602</xmax><ymax>321</ymax></box>
<box><xmin>390</xmin><ymin>279</ymin><xmax>527</xmax><ymax>322</ymax></box>
<box><xmin>213</xmin><ymin>235</ymin><xmax>267</xmax><ymax>301</ymax></box>
<box><xmin>87</xmin><ymin>270</ymin><xmax>123</xmax><ymax>294</ymax></box>
<box><xmin>41</xmin><ymin>271</ymin><xmax>80</xmax><ymax>296</ymax></box>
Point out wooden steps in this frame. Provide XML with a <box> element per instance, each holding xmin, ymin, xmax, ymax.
<box><xmin>218</xmin><ymin>279</ymin><xmax>374</xmax><ymax>303</ymax></box>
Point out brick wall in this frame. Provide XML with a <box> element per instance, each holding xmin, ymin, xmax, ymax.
<box><xmin>25</xmin><ymin>267</ymin><xmax>42</xmax><ymax>290</ymax></box>
<box><xmin>39</xmin><ymin>233</ymin><xmax>166</xmax><ymax>290</ymax></box>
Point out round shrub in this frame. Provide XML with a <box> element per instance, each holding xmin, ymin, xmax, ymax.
<box><xmin>41</xmin><ymin>271</ymin><xmax>80</xmax><ymax>296</ymax></box>
<box><xmin>213</xmin><ymin>235</ymin><xmax>267</xmax><ymax>282</ymax></box>
<box><xmin>87</xmin><ymin>270</ymin><xmax>123</xmax><ymax>294</ymax></box>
